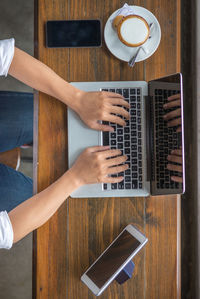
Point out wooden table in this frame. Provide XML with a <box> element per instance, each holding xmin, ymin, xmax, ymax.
<box><xmin>33</xmin><ymin>0</ymin><xmax>181</xmax><ymax>298</ymax></box>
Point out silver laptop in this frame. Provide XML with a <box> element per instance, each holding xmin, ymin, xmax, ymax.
<box><xmin>68</xmin><ymin>73</ymin><xmax>185</xmax><ymax>198</ymax></box>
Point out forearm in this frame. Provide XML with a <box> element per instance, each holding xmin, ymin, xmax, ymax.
<box><xmin>8</xmin><ymin>169</ymin><xmax>80</xmax><ymax>243</ymax></box>
<box><xmin>8</xmin><ymin>47</ymin><xmax>84</xmax><ymax>111</ymax></box>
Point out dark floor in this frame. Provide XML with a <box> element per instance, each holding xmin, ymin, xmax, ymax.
<box><xmin>0</xmin><ymin>1</ymin><xmax>34</xmax><ymax>298</ymax></box>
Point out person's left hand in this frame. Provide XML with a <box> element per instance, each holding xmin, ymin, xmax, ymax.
<box><xmin>167</xmin><ymin>149</ymin><xmax>183</xmax><ymax>182</ymax></box>
<box><xmin>74</xmin><ymin>91</ymin><xmax>130</xmax><ymax>131</ymax></box>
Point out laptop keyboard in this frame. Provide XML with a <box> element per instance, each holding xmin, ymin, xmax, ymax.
<box><xmin>101</xmin><ymin>88</ymin><xmax>143</xmax><ymax>191</ymax></box>
<box><xmin>154</xmin><ymin>89</ymin><xmax>182</xmax><ymax>189</ymax></box>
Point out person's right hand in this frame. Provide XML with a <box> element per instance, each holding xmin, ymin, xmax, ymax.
<box><xmin>69</xmin><ymin>146</ymin><xmax>128</xmax><ymax>187</ymax></box>
<box><xmin>74</xmin><ymin>91</ymin><xmax>130</xmax><ymax>132</ymax></box>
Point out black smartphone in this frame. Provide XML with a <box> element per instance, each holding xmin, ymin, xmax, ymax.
<box><xmin>46</xmin><ymin>20</ymin><xmax>101</xmax><ymax>48</ymax></box>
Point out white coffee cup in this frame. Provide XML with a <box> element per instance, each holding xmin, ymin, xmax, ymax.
<box><xmin>113</xmin><ymin>15</ymin><xmax>150</xmax><ymax>47</ymax></box>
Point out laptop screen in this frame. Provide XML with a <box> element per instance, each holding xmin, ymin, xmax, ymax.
<box><xmin>148</xmin><ymin>73</ymin><xmax>185</xmax><ymax>194</ymax></box>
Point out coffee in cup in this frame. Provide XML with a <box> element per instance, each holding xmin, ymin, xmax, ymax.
<box><xmin>113</xmin><ymin>15</ymin><xmax>150</xmax><ymax>47</ymax></box>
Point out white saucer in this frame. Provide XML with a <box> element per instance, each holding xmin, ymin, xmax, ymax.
<box><xmin>104</xmin><ymin>5</ymin><xmax>161</xmax><ymax>62</ymax></box>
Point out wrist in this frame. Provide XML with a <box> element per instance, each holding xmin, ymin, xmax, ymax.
<box><xmin>57</xmin><ymin>81</ymin><xmax>85</xmax><ymax>112</ymax></box>
<box><xmin>70</xmin><ymin>88</ymin><xmax>85</xmax><ymax>113</ymax></box>
<box><xmin>65</xmin><ymin>167</ymin><xmax>84</xmax><ymax>190</ymax></box>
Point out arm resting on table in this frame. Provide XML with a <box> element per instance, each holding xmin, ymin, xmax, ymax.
<box><xmin>8</xmin><ymin>47</ymin><xmax>129</xmax><ymax>131</ymax></box>
<box><xmin>8</xmin><ymin>169</ymin><xmax>79</xmax><ymax>243</ymax></box>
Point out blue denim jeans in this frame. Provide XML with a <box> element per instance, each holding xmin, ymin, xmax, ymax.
<box><xmin>0</xmin><ymin>91</ymin><xmax>33</xmax><ymax>212</ymax></box>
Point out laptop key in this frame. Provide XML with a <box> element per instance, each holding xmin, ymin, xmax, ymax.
<box><xmin>111</xmin><ymin>183</ymin><xmax>117</xmax><ymax>189</ymax></box>
<box><xmin>131</xmin><ymin>103</ymin><xmax>136</xmax><ymax>109</ymax></box>
<box><xmin>131</xmin><ymin>144</ymin><xmax>137</xmax><ymax>151</ymax></box>
<box><xmin>131</xmin><ymin>124</ymin><xmax>136</xmax><ymax>130</ymax></box>
<box><xmin>103</xmin><ymin>184</ymin><xmax>107</xmax><ymax>190</ymax></box>
<box><xmin>117</xmin><ymin>136</ymin><xmax>123</xmax><ymax>142</ymax></box>
<box><xmin>132</xmin><ymin>173</ymin><xmax>138</xmax><ymax>178</ymax></box>
<box><xmin>124</xmin><ymin>134</ymin><xmax>130</xmax><ymax>140</ymax></box>
<box><xmin>111</xmin><ymin>140</ymin><xmax>116</xmax><ymax>146</ymax></box>
<box><xmin>130</xmin><ymin>96</ymin><xmax>136</xmax><ymax>101</ymax></box>
<box><xmin>125</xmin><ymin>168</ymin><xmax>131</xmax><ymax>175</ymax></box>
<box><xmin>132</xmin><ymin>180</ymin><xmax>138</xmax><ymax>189</ymax></box>
<box><xmin>118</xmin><ymin>182</ymin><xmax>124</xmax><ymax>189</ymax></box>
<box><xmin>130</xmin><ymin>89</ymin><xmax>136</xmax><ymax>94</ymax></box>
<box><xmin>117</xmin><ymin>129</ymin><xmax>123</xmax><ymax>135</ymax></box>
<box><xmin>124</xmin><ymin>127</ymin><xmax>130</xmax><ymax>133</ymax></box>
<box><xmin>125</xmin><ymin>141</ymin><xmax>130</xmax><ymax>147</ymax></box>
<box><xmin>125</xmin><ymin>176</ymin><xmax>131</xmax><ymax>182</ymax></box>
<box><xmin>125</xmin><ymin>148</ymin><xmax>130</xmax><ymax>154</ymax></box>
<box><xmin>131</xmin><ymin>131</ymin><xmax>137</xmax><ymax>136</ymax></box>
<box><xmin>125</xmin><ymin>183</ymin><xmax>131</xmax><ymax>189</ymax></box>
<box><xmin>132</xmin><ymin>165</ymin><xmax>137</xmax><ymax>172</ymax></box>
<box><xmin>111</xmin><ymin>132</ymin><xmax>116</xmax><ymax>138</ymax></box>
<box><xmin>116</xmin><ymin>89</ymin><xmax>122</xmax><ymax>95</ymax></box>
<box><xmin>123</xmin><ymin>89</ymin><xmax>129</xmax><ymax>98</ymax></box>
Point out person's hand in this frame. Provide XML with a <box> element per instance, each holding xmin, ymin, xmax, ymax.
<box><xmin>74</xmin><ymin>91</ymin><xmax>130</xmax><ymax>131</ymax></box>
<box><xmin>167</xmin><ymin>149</ymin><xmax>183</xmax><ymax>182</ymax></box>
<box><xmin>163</xmin><ymin>94</ymin><xmax>181</xmax><ymax>132</ymax></box>
<box><xmin>69</xmin><ymin>146</ymin><xmax>128</xmax><ymax>187</ymax></box>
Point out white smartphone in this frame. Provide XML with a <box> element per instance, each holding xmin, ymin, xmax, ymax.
<box><xmin>81</xmin><ymin>224</ymin><xmax>148</xmax><ymax>296</ymax></box>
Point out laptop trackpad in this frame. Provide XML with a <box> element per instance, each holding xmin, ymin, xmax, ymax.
<box><xmin>68</xmin><ymin>108</ymin><xmax>100</xmax><ymax>168</ymax></box>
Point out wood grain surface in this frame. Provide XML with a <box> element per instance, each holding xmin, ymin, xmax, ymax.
<box><xmin>33</xmin><ymin>0</ymin><xmax>181</xmax><ymax>298</ymax></box>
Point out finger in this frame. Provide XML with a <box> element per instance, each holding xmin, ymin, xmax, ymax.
<box><xmin>176</xmin><ymin>126</ymin><xmax>182</xmax><ymax>132</ymax></box>
<box><xmin>163</xmin><ymin>108</ymin><xmax>181</xmax><ymax>120</ymax></box>
<box><xmin>171</xmin><ymin>176</ymin><xmax>183</xmax><ymax>183</ymax></box>
<box><xmin>167</xmin><ymin>154</ymin><xmax>182</xmax><ymax>164</ymax></box>
<box><xmin>168</xmin><ymin>94</ymin><xmax>181</xmax><ymax>101</ymax></box>
<box><xmin>107</xmin><ymin>163</ymin><xmax>129</xmax><ymax>175</ymax></box>
<box><xmin>92</xmin><ymin>122</ymin><xmax>114</xmax><ymax>132</ymax></box>
<box><xmin>104</xmin><ymin>176</ymin><xmax>125</xmax><ymax>183</ymax></box>
<box><xmin>171</xmin><ymin>149</ymin><xmax>182</xmax><ymax>156</ymax></box>
<box><xmin>167</xmin><ymin>118</ymin><xmax>181</xmax><ymax>127</ymax></box>
<box><xmin>108</xmin><ymin>106</ymin><xmax>130</xmax><ymax>119</ymax></box>
<box><xmin>163</xmin><ymin>99</ymin><xmax>181</xmax><ymax>109</ymax></box>
<box><xmin>108</xmin><ymin>97</ymin><xmax>130</xmax><ymax>109</ymax></box>
<box><xmin>106</xmin><ymin>155</ymin><xmax>127</xmax><ymax>166</ymax></box>
<box><xmin>104</xmin><ymin>114</ymin><xmax>126</xmax><ymax>126</ymax></box>
<box><xmin>168</xmin><ymin>93</ymin><xmax>181</xmax><ymax>101</ymax></box>
<box><xmin>87</xmin><ymin>145</ymin><xmax>110</xmax><ymax>153</ymax></box>
<box><xmin>167</xmin><ymin>163</ymin><xmax>183</xmax><ymax>172</ymax></box>
<box><xmin>102</xmin><ymin>91</ymin><xmax>124</xmax><ymax>99</ymax></box>
<box><xmin>101</xmin><ymin>149</ymin><xmax>122</xmax><ymax>158</ymax></box>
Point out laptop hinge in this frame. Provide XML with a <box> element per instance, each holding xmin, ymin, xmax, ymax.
<box><xmin>145</xmin><ymin>95</ymin><xmax>154</xmax><ymax>183</ymax></box>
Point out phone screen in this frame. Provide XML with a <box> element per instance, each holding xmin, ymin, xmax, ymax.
<box><xmin>86</xmin><ymin>230</ymin><xmax>141</xmax><ymax>288</ymax></box>
<box><xmin>46</xmin><ymin>20</ymin><xmax>101</xmax><ymax>48</ymax></box>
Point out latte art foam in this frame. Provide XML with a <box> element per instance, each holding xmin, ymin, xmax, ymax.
<box><xmin>120</xmin><ymin>16</ymin><xmax>149</xmax><ymax>46</ymax></box>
